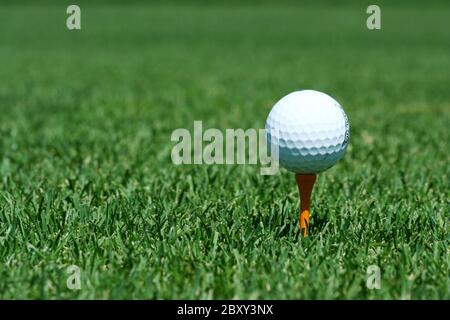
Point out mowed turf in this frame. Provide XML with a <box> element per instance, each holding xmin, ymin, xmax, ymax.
<box><xmin>0</xmin><ymin>1</ymin><xmax>448</xmax><ymax>299</ymax></box>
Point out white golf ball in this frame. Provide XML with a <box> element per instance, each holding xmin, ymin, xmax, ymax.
<box><xmin>265</xmin><ymin>90</ymin><xmax>350</xmax><ymax>174</ymax></box>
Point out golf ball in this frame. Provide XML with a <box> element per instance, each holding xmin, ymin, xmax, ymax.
<box><xmin>265</xmin><ymin>90</ymin><xmax>349</xmax><ymax>173</ymax></box>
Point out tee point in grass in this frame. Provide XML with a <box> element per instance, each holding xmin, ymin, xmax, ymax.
<box><xmin>296</xmin><ymin>174</ymin><xmax>317</xmax><ymax>238</ymax></box>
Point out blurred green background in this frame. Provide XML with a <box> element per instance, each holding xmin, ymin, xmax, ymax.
<box><xmin>0</xmin><ymin>1</ymin><xmax>448</xmax><ymax>299</ymax></box>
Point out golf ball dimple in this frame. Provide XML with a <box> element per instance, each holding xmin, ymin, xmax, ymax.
<box><xmin>265</xmin><ymin>90</ymin><xmax>350</xmax><ymax>174</ymax></box>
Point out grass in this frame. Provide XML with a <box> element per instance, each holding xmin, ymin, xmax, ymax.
<box><xmin>0</xmin><ymin>1</ymin><xmax>448</xmax><ymax>299</ymax></box>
